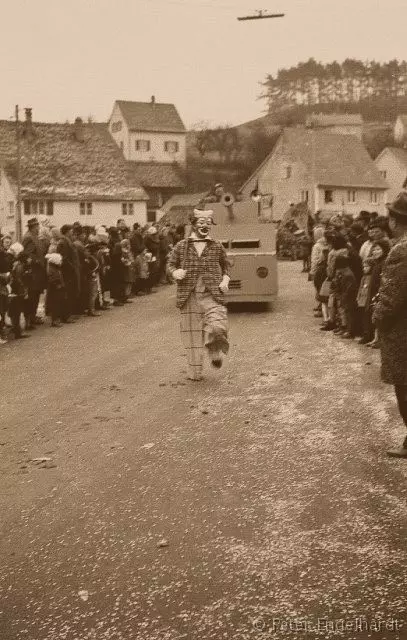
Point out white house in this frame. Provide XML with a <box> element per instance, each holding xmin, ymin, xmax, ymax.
<box><xmin>375</xmin><ymin>147</ymin><xmax>407</xmax><ymax>204</ymax></box>
<box><xmin>108</xmin><ymin>98</ymin><xmax>186</xmax><ymax>222</ymax></box>
<box><xmin>305</xmin><ymin>113</ymin><xmax>364</xmax><ymax>140</ymax></box>
<box><xmin>109</xmin><ymin>97</ymin><xmax>186</xmax><ymax>165</ymax></box>
<box><xmin>0</xmin><ymin>112</ymin><xmax>148</xmax><ymax>236</ymax></box>
<box><xmin>394</xmin><ymin>115</ymin><xmax>407</xmax><ymax>145</ymax></box>
<box><xmin>240</xmin><ymin>128</ymin><xmax>388</xmax><ymax>222</ymax></box>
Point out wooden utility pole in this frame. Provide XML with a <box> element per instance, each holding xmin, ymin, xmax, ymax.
<box><xmin>15</xmin><ymin>105</ymin><xmax>22</xmax><ymax>242</ymax></box>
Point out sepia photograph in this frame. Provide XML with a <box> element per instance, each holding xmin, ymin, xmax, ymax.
<box><xmin>1</xmin><ymin>0</ymin><xmax>407</xmax><ymax>638</ymax></box>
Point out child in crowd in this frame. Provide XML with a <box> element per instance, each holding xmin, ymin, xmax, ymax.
<box><xmin>0</xmin><ymin>234</ymin><xmax>13</xmax><ymax>343</ymax></box>
<box><xmin>134</xmin><ymin>249</ymin><xmax>150</xmax><ymax>296</ymax></box>
<box><xmin>83</xmin><ymin>237</ymin><xmax>101</xmax><ymax>316</ymax></box>
<box><xmin>332</xmin><ymin>253</ymin><xmax>358</xmax><ymax>339</ymax></box>
<box><xmin>8</xmin><ymin>243</ymin><xmax>30</xmax><ymax>339</ymax></box>
<box><xmin>45</xmin><ymin>252</ymin><xmax>66</xmax><ymax>327</ymax></box>
<box><xmin>120</xmin><ymin>238</ymin><xmax>135</xmax><ymax>301</ymax></box>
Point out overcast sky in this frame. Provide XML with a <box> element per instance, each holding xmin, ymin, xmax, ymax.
<box><xmin>1</xmin><ymin>0</ymin><xmax>406</xmax><ymax>128</ymax></box>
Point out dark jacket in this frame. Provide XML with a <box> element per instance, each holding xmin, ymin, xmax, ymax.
<box><xmin>45</xmin><ymin>262</ymin><xmax>66</xmax><ymax>318</ymax></box>
<box><xmin>334</xmin><ymin>267</ymin><xmax>357</xmax><ymax>308</ymax></box>
<box><xmin>57</xmin><ymin>236</ymin><xmax>80</xmax><ymax>290</ymax></box>
<box><xmin>168</xmin><ymin>238</ymin><xmax>230</xmax><ymax>309</ymax></box>
<box><xmin>22</xmin><ymin>231</ymin><xmax>46</xmax><ymax>291</ymax></box>
<box><xmin>129</xmin><ymin>230</ymin><xmax>145</xmax><ymax>257</ymax></box>
<box><xmin>373</xmin><ymin>236</ymin><xmax>407</xmax><ymax>385</ymax></box>
<box><xmin>9</xmin><ymin>259</ymin><xmax>29</xmax><ymax>298</ymax></box>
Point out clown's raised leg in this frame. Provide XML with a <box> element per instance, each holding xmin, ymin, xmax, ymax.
<box><xmin>180</xmin><ymin>290</ymin><xmax>229</xmax><ymax>380</ymax></box>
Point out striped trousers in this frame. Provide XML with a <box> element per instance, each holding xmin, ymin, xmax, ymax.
<box><xmin>180</xmin><ymin>291</ymin><xmax>229</xmax><ymax>380</ymax></box>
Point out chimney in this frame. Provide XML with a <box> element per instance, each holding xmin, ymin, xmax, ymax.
<box><xmin>74</xmin><ymin>116</ymin><xmax>85</xmax><ymax>142</ymax></box>
<box><xmin>151</xmin><ymin>95</ymin><xmax>155</xmax><ymax>107</ymax></box>
<box><xmin>24</xmin><ymin>107</ymin><xmax>33</xmax><ymax>140</ymax></box>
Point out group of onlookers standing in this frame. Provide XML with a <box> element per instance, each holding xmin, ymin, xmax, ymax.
<box><xmin>0</xmin><ymin>216</ymin><xmax>185</xmax><ymax>343</ymax></box>
<box><xmin>308</xmin><ymin>192</ymin><xmax>407</xmax><ymax>459</ymax></box>
<box><xmin>309</xmin><ymin>209</ymin><xmax>391</xmax><ymax>346</ymax></box>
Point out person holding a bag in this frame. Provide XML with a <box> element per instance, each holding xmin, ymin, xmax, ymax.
<box><xmin>167</xmin><ymin>208</ymin><xmax>230</xmax><ymax>381</ymax></box>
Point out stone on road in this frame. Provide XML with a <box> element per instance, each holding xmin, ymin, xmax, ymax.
<box><xmin>0</xmin><ymin>263</ymin><xmax>406</xmax><ymax>640</ymax></box>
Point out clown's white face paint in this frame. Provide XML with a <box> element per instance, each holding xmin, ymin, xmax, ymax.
<box><xmin>194</xmin><ymin>218</ymin><xmax>211</xmax><ymax>238</ymax></box>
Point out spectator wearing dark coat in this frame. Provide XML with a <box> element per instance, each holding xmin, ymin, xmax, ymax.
<box><xmin>73</xmin><ymin>223</ymin><xmax>88</xmax><ymax>314</ymax></box>
<box><xmin>45</xmin><ymin>252</ymin><xmax>66</xmax><ymax>327</ymax></box>
<box><xmin>332</xmin><ymin>254</ymin><xmax>358</xmax><ymax>339</ymax></box>
<box><xmin>109</xmin><ymin>227</ymin><xmax>126</xmax><ymax>306</ymax></box>
<box><xmin>144</xmin><ymin>226</ymin><xmax>160</xmax><ymax>289</ymax></box>
<box><xmin>22</xmin><ymin>217</ymin><xmax>46</xmax><ymax>329</ymax></box>
<box><xmin>57</xmin><ymin>224</ymin><xmax>80</xmax><ymax>322</ymax></box>
<box><xmin>0</xmin><ymin>234</ymin><xmax>14</xmax><ymax>342</ymax></box>
<box><xmin>373</xmin><ymin>192</ymin><xmax>407</xmax><ymax>458</ymax></box>
<box><xmin>8</xmin><ymin>243</ymin><xmax>31</xmax><ymax>339</ymax></box>
<box><xmin>129</xmin><ymin>223</ymin><xmax>145</xmax><ymax>258</ymax></box>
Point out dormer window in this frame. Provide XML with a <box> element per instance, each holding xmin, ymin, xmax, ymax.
<box><xmin>136</xmin><ymin>140</ymin><xmax>151</xmax><ymax>152</ymax></box>
<box><xmin>164</xmin><ymin>141</ymin><xmax>179</xmax><ymax>153</ymax></box>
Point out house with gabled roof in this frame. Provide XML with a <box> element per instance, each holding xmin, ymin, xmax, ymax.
<box><xmin>394</xmin><ymin>115</ymin><xmax>407</xmax><ymax>145</ymax></box>
<box><xmin>305</xmin><ymin>113</ymin><xmax>363</xmax><ymax>140</ymax></box>
<box><xmin>240</xmin><ymin>127</ymin><xmax>388</xmax><ymax>222</ymax></box>
<box><xmin>375</xmin><ymin>147</ymin><xmax>407</xmax><ymax>203</ymax></box>
<box><xmin>0</xmin><ymin>110</ymin><xmax>148</xmax><ymax>235</ymax></box>
<box><xmin>108</xmin><ymin>97</ymin><xmax>187</xmax><ymax>222</ymax></box>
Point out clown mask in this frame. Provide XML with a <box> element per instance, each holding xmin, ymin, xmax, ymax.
<box><xmin>192</xmin><ymin>209</ymin><xmax>214</xmax><ymax>239</ymax></box>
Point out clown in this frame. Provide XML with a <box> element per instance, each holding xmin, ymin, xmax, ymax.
<box><xmin>167</xmin><ymin>208</ymin><xmax>230</xmax><ymax>381</ymax></box>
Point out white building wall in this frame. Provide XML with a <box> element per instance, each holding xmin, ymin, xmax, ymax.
<box><xmin>128</xmin><ymin>131</ymin><xmax>186</xmax><ymax>165</ymax></box>
<box><xmin>21</xmin><ymin>200</ymin><xmax>147</xmax><ymax>229</ymax></box>
<box><xmin>108</xmin><ymin>103</ymin><xmax>130</xmax><ymax>158</ymax></box>
<box><xmin>0</xmin><ymin>170</ymin><xmax>17</xmax><ymax>236</ymax></box>
<box><xmin>315</xmin><ymin>186</ymin><xmax>387</xmax><ymax>217</ymax></box>
<box><xmin>375</xmin><ymin>150</ymin><xmax>406</xmax><ymax>203</ymax></box>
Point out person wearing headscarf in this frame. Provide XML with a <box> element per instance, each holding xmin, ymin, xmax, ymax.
<box><xmin>167</xmin><ymin>208</ymin><xmax>230</xmax><ymax>381</ymax></box>
<box><xmin>8</xmin><ymin>242</ymin><xmax>31</xmax><ymax>339</ymax></box>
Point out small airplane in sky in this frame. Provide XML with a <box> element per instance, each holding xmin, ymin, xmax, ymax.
<box><xmin>237</xmin><ymin>9</ymin><xmax>285</xmax><ymax>21</ymax></box>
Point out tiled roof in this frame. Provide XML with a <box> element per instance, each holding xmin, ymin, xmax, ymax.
<box><xmin>0</xmin><ymin>120</ymin><xmax>148</xmax><ymax>201</ymax></box>
<box><xmin>158</xmin><ymin>192</ymin><xmax>207</xmax><ymax>226</ymax></box>
<box><xmin>160</xmin><ymin>192</ymin><xmax>208</xmax><ymax>211</ymax></box>
<box><xmin>126</xmin><ymin>161</ymin><xmax>186</xmax><ymax>189</ymax></box>
<box><xmin>116</xmin><ymin>100</ymin><xmax>186</xmax><ymax>133</ymax></box>
<box><xmin>306</xmin><ymin>113</ymin><xmax>363</xmax><ymax>127</ymax></box>
<box><xmin>385</xmin><ymin>147</ymin><xmax>407</xmax><ymax>167</ymax></box>
<box><xmin>243</xmin><ymin>128</ymin><xmax>387</xmax><ymax>190</ymax></box>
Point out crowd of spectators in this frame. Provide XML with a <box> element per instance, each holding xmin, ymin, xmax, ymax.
<box><xmin>307</xmin><ymin>210</ymin><xmax>392</xmax><ymax>347</ymax></box>
<box><xmin>0</xmin><ymin>217</ymin><xmax>185</xmax><ymax>343</ymax></box>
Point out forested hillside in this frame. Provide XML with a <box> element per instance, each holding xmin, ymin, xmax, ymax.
<box><xmin>261</xmin><ymin>58</ymin><xmax>407</xmax><ymax>122</ymax></box>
